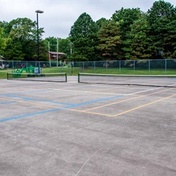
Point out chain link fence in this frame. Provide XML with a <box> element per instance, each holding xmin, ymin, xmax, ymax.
<box><xmin>1</xmin><ymin>59</ymin><xmax>176</xmax><ymax>74</ymax></box>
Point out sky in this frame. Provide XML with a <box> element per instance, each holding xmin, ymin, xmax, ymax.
<box><xmin>0</xmin><ymin>0</ymin><xmax>176</xmax><ymax>39</ymax></box>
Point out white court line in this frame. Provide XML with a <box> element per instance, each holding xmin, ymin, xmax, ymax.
<box><xmin>75</xmin><ymin>148</ymin><xmax>103</xmax><ymax>176</ymax></box>
<box><xmin>127</xmin><ymin>87</ymin><xmax>162</xmax><ymax>96</ymax></box>
<box><xmin>82</xmin><ymin>87</ymin><xmax>172</xmax><ymax>112</ymax></box>
<box><xmin>54</xmin><ymin>87</ymin><xmax>162</xmax><ymax>96</ymax></box>
<box><xmin>53</xmin><ymin>88</ymin><xmax>126</xmax><ymax>96</ymax></box>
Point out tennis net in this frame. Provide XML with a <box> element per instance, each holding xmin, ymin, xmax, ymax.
<box><xmin>7</xmin><ymin>72</ymin><xmax>67</xmax><ymax>82</ymax></box>
<box><xmin>78</xmin><ymin>73</ymin><xmax>176</xmax><ymax>88</ymax></box>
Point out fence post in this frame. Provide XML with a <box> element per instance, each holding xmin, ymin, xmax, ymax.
<box><xmin>12</xmin><ymin>60</ymin><xmax>14</xmax><ymax>69</ymax></box>
<box><xmin>119</xmin><ymin>60</ymin><xmax>121</xmax><ymax>72</ymax></box>
<box><xmin>165</xmin><ymin>59</ymin><xmax>167</xmax><ymax>72</ymax></box>
<box><xmin>94</xmin><ymin>61</ymin><xmax>96</xmax><ymax>73</ymax></box>
<box><xmin>70</xmin><ymin>62</ymin><xmax>73</xmax><ymax>75</ymax></box>
<box><xmin>49</xmin><ymin>60</ymin><xmax>51</xmax><ymax>67</ymax></box>
<box><xmin>148</xmin><ymin>60</ymin><xmax>150</xmax><ymax>72</ymax></box>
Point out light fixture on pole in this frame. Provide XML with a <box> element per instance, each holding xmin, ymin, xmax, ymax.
<box><xmin>35</xmin><ymin>10</ymin><xmax>44</xmax><ymax>61</ymax></box>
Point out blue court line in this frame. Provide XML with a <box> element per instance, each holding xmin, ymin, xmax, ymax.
<box><xmin>66</xmin><ymin>95</ymin><xmax>123</xmax><ymax>108</ymax></box>
<box><xmin>1</xmin><ymin>93</ymin><xmax>72</xmax><ymax>106</ymax></box>
<box><xmin>0</xmin><ymin>95</ymin><xmax>123</xmax><ymax>123</ymax></box>
<box><xmin>0</xmin><ymin>101</ymin><xmax>15</xmax><ymax>105</ymax></box>
<box><xmin>0</xmin><ymin>108</ymin><xmax>61</xmax><ymax>123</ymax></box>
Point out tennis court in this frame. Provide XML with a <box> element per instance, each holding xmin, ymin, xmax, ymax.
<box><xmin>0</xmin><ymin>75</ymin><xmax>176</xmax><ymax>176</ymax></box>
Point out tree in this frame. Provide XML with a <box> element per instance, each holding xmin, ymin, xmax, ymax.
<box><xmin>44</xmin><ymin>37</ymin><xmax>72</xmax><ymax>60</ymax></box>
<box><xmin>69</xmin><ymin>12</ymin><xmax>98</xmax><ymax>61</ymax></box>
<box><xmin>58</xmin><ymin>38</ymin><xmax>72</xmax><ymax>57</ymax></box>
<box><xmin>147</xmin><ymin>0</ymin><xmax>176</xmax><ymax>58</ymax></box>
<box><xmin>97</xmin><ymin>20</ymin><xmax>121</xmax><ymax>60</ymax></box>
<box><xmin>96</xmin><ymin>18</ymin><xmax>108</xmax><ymax>30</ymax></box>
<box><xmin>129</xmin><ymin>15</ymin><xmax>153</xmax><ymax>59</ymax></box>
<box><xmin>0</xmin><ymin>26</ymin><xmax>6</xmax><ymax>56</ymax></box>
<box><xmin>112</xmin><ymin>8</ymin><xmax>143</xmax><ymax>59</ymax></box>
<box><xmin>45</xmin><ymin>37</ymin><xmax>57</xmax><ymax>52</ymax></box>
<box><xmin>3</xmin><ymin>18</ymin><xmax>46</xmax><ymax>60</ymax></box>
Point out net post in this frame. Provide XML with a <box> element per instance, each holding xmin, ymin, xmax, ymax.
<box><xmin>78</xmin><ymin>73</ymin><xmax>80</xmax><ymax>83</ymax></box>
<box><xmin>65</xmin><ymin>73</ymin><xmax>67</xmax><ymax>82</ymax></box>
<box><xmin>7</xmin><ymin>73</ymin><xmax>9</xmax><ymax>80</ymax></box>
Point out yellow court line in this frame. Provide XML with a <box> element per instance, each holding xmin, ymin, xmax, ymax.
<box><xmin>68</xmin><ymin>93</ymin><xmax>176</xmax><ymax>118</ymax></box>
<box><xmin>83</xmin><ymin>88</ymin><xmax>174</xmax><ymax>112</ymax></box>
<box><xmin>67</xmin><ymin>108</ymin><xmax>112</xmax><ymax>117</ymax></box>
<box><xmin>112</xmin><ymin>93</ymin><xmax>176</xmax><ymax>117</ymax></box>
<box><xmin>5</xmin><ymin>92</ymin><xmax>176</xmax><ymax>119</ymax></box>
<box><xmin>0</xmin><ymin>98</ymin><xmax>9</xmax><ymax>101</ymax></box>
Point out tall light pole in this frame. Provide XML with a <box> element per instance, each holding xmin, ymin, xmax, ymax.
<box><xmin>35</xmin><ymin>10</ymin><xmax>44</xmax><ymax>61</ymax></box>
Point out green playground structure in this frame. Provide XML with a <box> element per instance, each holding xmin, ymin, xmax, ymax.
<box><xmin>12</xmin><ymin>66</ymin><xmax>42</xmax><ymax>77</ymax></box>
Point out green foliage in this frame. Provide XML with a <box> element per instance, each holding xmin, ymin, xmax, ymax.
<box><xmin>0</xmin><ymin>27</ymin><xmax>6</xmax><ymax>55</ymax></box>
<box><xmin>0</xmin><ymin>1</ymin><xmax>176</xmax><ymax>61</ymax></box>
<box><xmin>45</xmin><ymin>37</ymin><xmax>58</xmax><ymax>52</ymax></box>
<box><xmin>69</xmin><ymin>12</ymin><xmax>98</xmax><ymax>61</ymax></box>
<box><xmin>70</xmin><ymin>12</ymin><xmax>98</xmax><ymax>39</ymax></box>
<box><xmin>112</xmin><ymin>7</ymin><xmax>142</xmax><ymax>34</ymax></box>
<box><xmin>58</xmin><ymin>38</ymin><xmax>71</xmax><ymax>54</ymax></box>
<box><xmin>1</xmin><ymin>18</ymin><xmax>46</xmax><ymax>61</ymax></box>
<box><xmin>96</xmin><ymin>18</ymin><xmax>108</xmax><ymax>30</ymax></box>
<box><xmin>112</xmin><ymin>8</ymin><xmax>143</xmax><ymax>59</ymax></box>
<box><xmin>129</xmin><ymin>15</ymin><xmax>153</xmax><ymax>59</ymax></box>
<box><xmin>44</xmin><ymin>37</ymin><xmax>72</xmax><ymax>60</ymax></box>
<box><xmin>97</xmin><ymin>20</ymin><xmax>121</xmax><ymax>60</ymax></box>
<box><xmin>147</xmin><ymin>0</ymin><xmax>176</xmax><ymax>58</ymax></box>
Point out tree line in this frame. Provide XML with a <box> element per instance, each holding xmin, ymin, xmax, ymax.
<box><xmin>0</xmin><ymin>0</ymin><xmax>175</xmax><ymax>61</ymax></box>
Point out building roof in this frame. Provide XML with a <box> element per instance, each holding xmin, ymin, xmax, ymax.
<box><xmin>49</xmin><ymin>51</ymin><xmax>66</xmax><ymax>55</ymax></box>
<box><xmin>0</xmin><ymin>55</ymin><xmax>4</xmax><ymax>61</ymax></box>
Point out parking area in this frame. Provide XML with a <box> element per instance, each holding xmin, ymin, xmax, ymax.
<box><xmin>0</xmin><ymin>76</ymin><xmax>176</xmax><ymax>176</ymax></box>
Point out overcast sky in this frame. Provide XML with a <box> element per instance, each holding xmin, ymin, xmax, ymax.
<box><xmin>0</xmin><ymin>0</ymin><xmax>176</xmax><ymax>39</ymax></box>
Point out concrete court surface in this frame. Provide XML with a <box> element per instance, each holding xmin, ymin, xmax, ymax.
<box><xmin>0</xmin><ymin>76</ymin><xmax>176</xmax><ymax>176</ymax></box>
